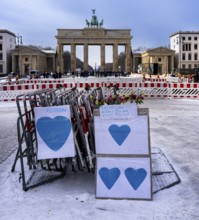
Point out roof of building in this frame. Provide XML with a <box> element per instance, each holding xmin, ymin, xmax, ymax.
<box><xmin>11</xmin><ymin>45</ymin><xmax>46</xmax><ymax>54</ymax></box>
<box><xmin>42</xmin><ymin>50</ymin><xmax>56</xmax><ymax>54</ymax></box>
<box><xmin>142</xmin><ymin>46</ymin><xmax>175</xmax><ymax>55</ymax></box>
<box><xmin>0</xmin><ymin>29</ymin><xmax>16</xmax><ymax>37</ymax></box>
<box><xmin>170</xmin><ymin>30</ymin><xmax>199</xmax><ymax>37</ymax></box>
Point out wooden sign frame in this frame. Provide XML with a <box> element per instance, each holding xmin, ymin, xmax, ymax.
<box><xmin>94</xmin><ymin>108</ymin><xmax>151</xmax><ymax>157</ymax></box>
<box><xmin>96</xmin><ymin>156</ymin><xmax>152</xmax><ymax>200</ymax></box>
<box><xmin>94</xmin><ymin>107</ymin><xmax>153</xmax><ymax>200</ymax></box>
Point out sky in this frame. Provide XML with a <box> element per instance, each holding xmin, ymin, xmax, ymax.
<box><xmin>1</xmin><ymin>0</ymin><xmax>199</xmax><ymax>66</ymax></box>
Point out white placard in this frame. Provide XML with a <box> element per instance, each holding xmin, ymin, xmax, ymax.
<box><xmin>34</xmin><ymin>105</ymin><xmax>76</xmax><ymax>160</ymax></box>
<box><xmin>94</xmin><ymin>116</ymin><xmax>149</xmax><ymax>155</ymax></box>
<box><xmin>96</xmin><ymin>157</ymin><xmax>152</xmax><ymax>200</ymax></box>
<box><xmin>100</xmin><ymin>103</ymin><xmax>138</xmax><ymax>119</ymax></box>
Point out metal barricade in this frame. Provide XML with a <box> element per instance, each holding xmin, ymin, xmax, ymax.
<box><xmin>58</xmin><ymin>89</ymin><xmax>95</xmax><ymax>171</ymax></box>
<box><xmin>11</xmin><ymin>88</ymin><xmax>70</xmax><ymax>190</ymax></box>
<box><xmin>11</xmin><ymin>86</ymin><xmax>97</xmax><ymax>190</ymax></box>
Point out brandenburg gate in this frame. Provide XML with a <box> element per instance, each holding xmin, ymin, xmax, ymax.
<box><xmin>55</xmin><ymin>10</ymin><xmax>132</xmax><ymax>73</ymax></box>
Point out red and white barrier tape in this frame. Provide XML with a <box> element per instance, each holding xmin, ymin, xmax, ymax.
<box><xmin>0</xmin><ymin>82</ymin><xmax>198</xmax><ymax>101</ymax></box>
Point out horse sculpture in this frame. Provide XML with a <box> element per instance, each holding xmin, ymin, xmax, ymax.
<box><xmin>85</xmin><ymin>9</ymin><xmax>104</xmax><ymax>28</ymax></box>
<box><xmin>86</xmin><ymin>19</ymin><xmax>90</xmax><ymax>27</ymax></box>
<box><xmin>99</xmin><ymin>19</ymin><xmax>104</xmax><ymax>27</ymax></box>
<box><xmin>90</xmin><ymin>15</ymin><xmax>98</xmax><ymax>27</ymax></box>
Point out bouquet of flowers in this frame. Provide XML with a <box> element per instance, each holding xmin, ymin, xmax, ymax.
<box><xmin>86</xmin><ymin>84</ymin><xmax>144</xmax><ymax>107</ymax></box>
<box><xmin>105</xmin><ymin>92</ymin><xmax>144</xmax><ymax>105</ymax></box>
<box><xmin>105</xmin><ymin>83</ymin><xmax>144</xmax><ymax>105</ymax></box>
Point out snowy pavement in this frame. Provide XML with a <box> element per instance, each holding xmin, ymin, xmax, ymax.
<box><xmin>0</xmin><ymin>99</ymin><xmax>199</xmax><ymax>220</ymax></box>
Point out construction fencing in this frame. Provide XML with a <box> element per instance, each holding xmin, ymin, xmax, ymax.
<box><xmin>0</xmin><ymin>80</ymin><xmax>198</xmax><ymax>101</ymax></box>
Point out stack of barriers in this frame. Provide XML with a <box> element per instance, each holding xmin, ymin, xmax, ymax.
<box><xmin>11</xmin><ymin>86</ymin><xmax>103</xmax><ymax>191</ymax></box>
<box><xmin>11</xmin><ymin>86</ymin><xmax>180</xmax><ymax>193</ymax></box>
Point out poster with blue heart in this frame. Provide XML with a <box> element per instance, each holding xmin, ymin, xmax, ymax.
<box><xmin>96</xmin><ymin>157</ymin><xmax>152</xmax><ymax>200</ymax></box>
<box><xmin>94</xmin><ymin>116</ymin><xmax>149</xmax><ymax>155</ymax></box>
<box><xmin>34</xmin><ymin>106</ymin><xmax>75</xmax><ymax>160</ymax></box>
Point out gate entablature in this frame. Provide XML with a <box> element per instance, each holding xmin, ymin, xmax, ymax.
<box><xmin>56</xmin><ymin>29</ymin><xmax>132</xmax><ymax>44</ymax></box>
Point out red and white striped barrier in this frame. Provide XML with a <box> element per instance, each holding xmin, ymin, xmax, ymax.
<box><xmin>0</xmin><ymin>84</ymin><xmax>37</xmax><ymax>91</ymax></box>
<box><xmin>167</xmin><ymin>83</ymin><xmax>199</xmax><ymax>98</ymax></box>
<box><xmin>0</xmin><ymin>81</ymin><xmax>198</xmax><ymax>101</ymax></box>
<box><xmin>24</xmin><ymin>79</ymin><xmax>65</xmax><ymax>84</ymax></box>
<box><xmin>145</xmin><ymin>78</ymin><xmax>167</xmax><ymax>82</ymax></box>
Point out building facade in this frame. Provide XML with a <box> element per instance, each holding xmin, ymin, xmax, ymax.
<box><xmin>0</xmin><ymin>29</ymin><xmax>16</xmax><ymax>74</ymax></box>
<box><xmin>11</xmin><ymin>46</ymin><xmax>56</xmax><ymax>75</ymax></box>
<box><xmin>132</xmin><ymin>52</ymin><xmax>142</xmax><ymax>73</ymax></box>
<box><xmin>170</xmin><ymin>31</ymin><xmax>199</xmax><ymax>73</ymax></box>
<box><xmin>141</xmin><ymin>47</ymin><xmax>175</xmax><ymax>74</ymax></box>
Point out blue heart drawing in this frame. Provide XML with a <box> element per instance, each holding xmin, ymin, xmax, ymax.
<box><xmin>125</xmin><ymin>168</ymin><xmax>147</xmax><ymax>190</ymax></box>
<box><xmin>99</xmin><ymin>167</ymin><xmax>121</xmax><ymax>190</ymax></box>
<box><xmin>108</xmin><ymin>124</ymin><xmax>131</xmax><ymax>146</ymax></box>
<box><xmin>36</xmin><ymin>116</ymin><xmax>72</xmax><ymax>151</ymax></box>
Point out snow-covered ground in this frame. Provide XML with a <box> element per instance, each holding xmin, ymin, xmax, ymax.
<box><xmin>0</xmin><ymin>98</ymin><xmax>199</xmax><ymax>220</ymax></box>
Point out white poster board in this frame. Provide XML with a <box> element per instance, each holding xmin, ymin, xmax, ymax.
<box><xmin>100</xmin><ymin>103</ymin><xmax>138</xmax><ymax>119</ymax></box>
<box><xmin>34</xmin><ymin>105</ymin><xmax>76</xmax><ymax>160</ymax></box>
<box><xmin>94</xmin><ymin>116</ymin><xmax>149</xmax><ymax>155</ymax></box>
<box><xmin>96</xmin><ymin>157</ymin><xmax>152</xmax><ymax>200</ymax></box>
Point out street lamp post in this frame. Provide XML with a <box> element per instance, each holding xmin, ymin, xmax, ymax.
<box><xmin>15</xmin><ymin>33</ymin><xmax>23</xmax><ymax>76</ymax></box>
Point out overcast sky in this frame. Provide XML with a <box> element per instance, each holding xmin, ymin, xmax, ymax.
<box><xmin>1</xmin><ymin>0</ymin><xmax>199</xmax><ymax>66</ymax></box>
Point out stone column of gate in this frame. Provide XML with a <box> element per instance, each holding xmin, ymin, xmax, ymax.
<box><xmin>100</xmin><ymin>44</ymin><xmax>105</xmax><ymax>72</ymax></box>
<box><xmin>84</xmin><ymin>44</ymin><xmax>88</xmax><ymax>71</ymax></box>
<box><xmin>59</xmin><ymin>44</ymin><xmax>64</xmax><ymax>73</ymax></box>
<box><xmin>125</xmin><ymin>44</ymin><xmax>132</xmax><ymax>73</ymax></box>
<box><xmin>71</xmin><ymin>44</ymin><xmax>76</xmax><ymax>73</ymax></box>
<box><xmin>56</xmin><ymin>44</ymin><xmax>62</xmax><ymax>72</ymax></box>
<box><xmin>58</xmin><ymin>44</ymin><xmax>64</xmax><ymax>73</ymax></box>
<box><xmin>113</xmin><ymin>44</ymin><xmax>118</xmax><ymax>72</ymax></box>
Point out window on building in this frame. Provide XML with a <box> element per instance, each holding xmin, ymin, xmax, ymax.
<box><xmin>182</xmin><ymin>53</ymin><xmax>186</xmax><ymax>60</ymax></box>
<box><xmin>194</xmin><ymin>64</ymin><xmax>198</xmax><ymax>68</ymax></box>
<box><xmin>182</xmin><ymin>64</ymin><xmax>186</xmax><ymax>69</ymax></box>
<box><xmin>188</xmin><ymin>37</ymin><xmax>191</xmax><ymax>40</ymax></box>
<box><xmin>194</xmin><ymin>37</ymin><xmax>198</xmax><ymax>41</ymax></box>
<box><xmin>158</xmin><ymin>58</ymin><xmax>161</xmax><ymax>62</ymax></box>
<box><xmin>0</xmin><ymin>53</ymin><xmax>3</xmax><ymax>60</ymax></box>
<box><xmin>188</xmin><ymin>53</ymin><xmax>192</xmax><ymax>60</ymax></box>
<box><xmin>0</xmin><ymin>36</ymin><xmax>2</xmax><ymax>40</ymax></box>
<box><xmin>182</xmin><ymin>37</ymin><xmax>186</xmax><ymax>41</ymax></box>
<box><xmin>194</xmin><ymin>44</ymin><xmax>198</xmax><ymax>50</ymax></box>
<box><xmin>194</xmin><ymin>53</ymin><xmax>198</xmax><ymax>60</ymax></box>
<box><xmin>0</xmin><ymin>44</ymin><xmax>2</xmax><ymax>51</ymax></box>
<box><xmin>183</xmin><ymin>43</ymin><xmax>191</xmax><ymax>51</ymax></box>
<box><xmin>0</xmin><ymin>64</ymin><xmax>2</xmax><ymax>73</ymax></box>
<box><xmin>25</xmin><ymin>58</ymin><xmax>29</xmax><ymax>62</ymax></box>
<box><xmin>188</xmin><ymin>64</ymin><xmax>192</xmax><ymax>69</ymax></box>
